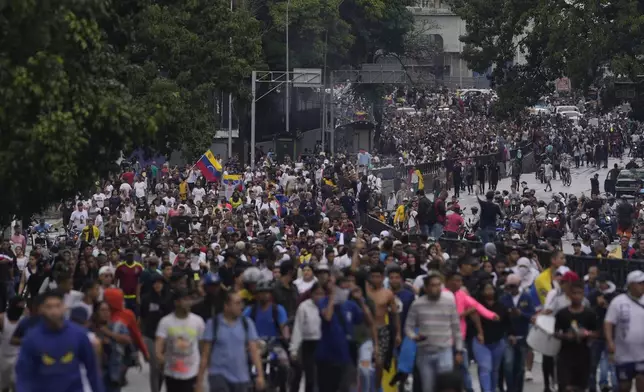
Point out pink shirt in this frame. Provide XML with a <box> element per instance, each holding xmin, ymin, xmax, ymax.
<box><xmin>10</xmin><ymin>234</ymin><xmax>26</xmax><ymax>250</ymax></box>
<box><xmin>444</xmin><ymin>288</ymin><xmax>498</xmax><ymax>338</ymax></box>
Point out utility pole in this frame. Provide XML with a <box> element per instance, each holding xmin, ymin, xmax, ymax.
<box><xmin>285</xmin><ymin>0</ymin><xmax>290</xmax><ymax>138</ymax></box>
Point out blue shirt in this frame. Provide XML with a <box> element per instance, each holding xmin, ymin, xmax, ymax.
<box><xmin>316</xmin><ymin>297</ymin><xmax>363</xmax><ymax>364</ymax></box>
<box><xmin>499</xmin><ymin>291</ymin><xmax>536</xmax><ymax>338</ymax></box>
<box><xmin>16</xmin><ymin>321</ymin><xmax>103</xmax><ymax>392</ymax></box>
<box><xmin>33</xmin><ymin>224</ymin><xmax>51</xmax><ymax>234</ymax></box>
<box><xmin>202</xmin><ymin>315</ymin><xmax>259</xmax><ymax>383</ymax></box>
<box><xmin>243</xmin><ymin>304</ymin><xmax>287</xmax><ymax>338</ymax></box>
<box><xmin>395</xmin><ymin>288</ymin><xmax>416</xmax><ymax>331</ymax></box>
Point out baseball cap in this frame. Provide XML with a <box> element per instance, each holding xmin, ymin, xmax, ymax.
<box><xmin>561</xmin><ymin>271</ymin><xmax>580</xmax><ymax>283</ymax></box>
<box><xmin>626</xmin><ymin>270</ymin><xmax>644</xmax><ymax>284</ymax></box>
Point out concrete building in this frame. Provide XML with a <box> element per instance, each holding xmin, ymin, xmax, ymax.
<box><xmin>407</xmin><ymin>0</ymin><xmax>527</xmax><ymax>88</ymax></box>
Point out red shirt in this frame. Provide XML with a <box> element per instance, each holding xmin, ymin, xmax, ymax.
<box><xmin>115</xmin><ymin>262</ymin><xmax>143</xmax><ymax>297</ymax></box>
<box><xmin>122</xmin><ymin>171</ymin><xmax>135</xmax><ymax>185</ymax></box>
<box><xmin>444</xmin><ymin>213</ymin><xmax>464</xmax><ymax>233</ymax></box>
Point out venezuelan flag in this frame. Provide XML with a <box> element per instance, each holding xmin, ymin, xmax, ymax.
<box><xmin>223</xmin><ymin>174</ymin><xmax>244</xmax><ymax>191</ymax></box>
<box><xmin>195</xmin><ymin>150</ymin><xmax>222</xmax><ymax>182</ymax></box>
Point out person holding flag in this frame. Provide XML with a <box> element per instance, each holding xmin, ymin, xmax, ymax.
<box><xmin>195</xmin><ymin>150</ymin><xmax>222</xmax><ymax>183</ymax></box>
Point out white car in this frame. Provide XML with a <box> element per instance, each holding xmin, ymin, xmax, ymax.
<box><xmin>396</xmin><ymin>107</ymin><xmax>418</xmax><ymax>116</ymax></box>
<box><xmin>529</xmin><ymin>107</ymin><xmax>551</xmax><ymax>116</ymax></box>
<box><xmin>554</xmin><ymin>105</ymin><xmax>579</xmax><ymax>114</ymax></box>
<box><xmin>559</xmin><ymin>110</ymin><xmax>583</xmax><ymax>119</ymax></box>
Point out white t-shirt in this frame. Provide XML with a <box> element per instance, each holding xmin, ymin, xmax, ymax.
<box><xmin>119</xmin><ymin>182</ymin><xmax>132</xmax><ymax>195</ymax></box>
<box><xmin>134</xmin><ymin>181</ymin><xmax>147</xmax><ymax>198</ymax></box>
<box><xmin>70</xmin><ymin>210</ymin><xmax>89</xmax><ymax>230</ymax></box>
<box><xmin>156</xmin><ymin>313</ymin><xmax>205</xmax><ymax>379</ymax></box>
<box><xmin>163</xmin><ymin>196</ymin><xmax>176</xmax><ymax>209</ymax></box>
<box><xmin>92</xmin><ymin>193</ymin><xmax>106</xmax><ymax>209</ymax></box>
<box><xmin>605</xmin><ymin>293</ymin><xmax>644</xmax><ymax>364</ymax></box>
<box><xmin>192</xmin><ymin>187</ymin><xmax>206</xmax><ymax>203</ymax></box>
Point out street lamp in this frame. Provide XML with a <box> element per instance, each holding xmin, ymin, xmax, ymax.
<box><xmin>285</xmin><ymin>0</ymin><xmax>291</xmax><ymax>137</ymax></box>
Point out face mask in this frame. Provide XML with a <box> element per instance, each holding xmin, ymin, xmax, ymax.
<box><xmin>334</xmin><ymin>287</ymin><xmax>350</xmax><ymax>304</ymax></box>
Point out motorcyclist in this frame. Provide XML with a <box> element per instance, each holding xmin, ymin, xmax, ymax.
<box><xmin>33</xmin><ymin>219</ymin><xmax>52</xmax><ymax>234</ymax></box>
<box><xmin>584</xmin><ymin>217</ymin><xmax>603</xmax><ymax>242</ymax></box>
<box><xmin>519</xmin><ymin>198</ymin><xmax>534</xmax><ymax>226</ymax></box>
<box><xmin>547</xmin><ymin>195</ymin><xmax>562</xmax><ymax>214</ymax></box>
<box><xmin>239</xmin><ymin>266</ymin><xmax>263</xmax><ymax>306</ymax></box>
<box><xmin>625</xmin><ymin>158</ymin><xmax>640</xmax><ymax>170</ymax></box>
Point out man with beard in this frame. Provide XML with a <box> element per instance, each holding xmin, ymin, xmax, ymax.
<box><xmin>405</xmin><ymin>272</ymin><xmax>463</xmax><ymax>392</ymax></box>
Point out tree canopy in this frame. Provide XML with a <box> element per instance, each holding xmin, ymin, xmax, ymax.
<box><xmin>105</xmin><ymin>0</ymin><xmax>264</xmax><ymax>160</ymax></box>
<box><xmin>0</xmin><ymin>0</ymin><xmax>155</xmax><ymax>227</ymax></box>
<box><xmin>448</xmin><ymin>0</ymin><xmax>644</xmax><ymax>114</ymax></box>
<box><xmin>0</xmin><ymin>0</ymin><xmax>418</xmax><ymax>225</ymax></box>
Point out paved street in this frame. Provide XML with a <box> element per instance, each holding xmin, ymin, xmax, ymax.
<box><xmin>123</xmin><ymin>356</ymin><xmax>547</xmax><ymax>392</ymax></box>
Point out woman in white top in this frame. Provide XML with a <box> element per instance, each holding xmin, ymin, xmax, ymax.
<box><xmin>294</xmin><ymin>264</ymin><xmax>317</xmax><ymax>294</ymax></box>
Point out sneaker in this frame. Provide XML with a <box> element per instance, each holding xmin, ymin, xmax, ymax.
<box><xmin>525</xmin><ymin>370</ymin><xmax>534</xmax><ymax>381</ymax></box>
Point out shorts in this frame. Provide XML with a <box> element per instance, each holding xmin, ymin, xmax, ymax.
<box><xmin>557</xmin><ymin>353</ymin><xmax>590</xmax><ymax>390</ymax></box>
<box><xmin>616</xmin><ymin>361</ymin><xmax>644</xmax><ymax>381</ymax></box>
<box><xmin>376</xmin><ymin>326</ymin><xmax>391</xmax><ymax>366</ymax></box>
<box><xmin>0</xmin><ymin>355</ymin><xmax>17</xmax><ymax>389</ymax></box>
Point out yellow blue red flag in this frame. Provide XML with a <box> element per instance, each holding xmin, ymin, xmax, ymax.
<box><xmin>195</xmin><ymin>150</ymin><xmax>222</xmax><ymax>182</ymax></box>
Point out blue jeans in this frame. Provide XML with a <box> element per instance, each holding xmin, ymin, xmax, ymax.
<box><xmin>477</xmin><ymin>227</ymin><xmax>496</xmax><ymax>245</ymax></box>
<box><xmin>504</xmin><ymin>338</ymin><xmax>528</xmax><ymax>392</ymax></box>
<box><xmin>473</xmin><ymin>339</ymin><xmax>506</xmax><ymax>392</ymax></box>
<box><xmin>420</xmin><ymin>224</ymin><xmax>431</xmax><ymax>236</ymax></box>
<box><xmin>590</xmin><ymin>340</ymin><xmax>617</xmax><ymax>391</ymax></box>
<box><xmin>458</xmin><ymin>347</ymin><xmax>474</xmax><ymax>392</ymax></box>
<box><xmin>415</xmin><ymin>348</ymin><xmax>453</xmax><ymax>392</ymax></box>
<box><xmin>430</xmin><ymin>223</ymin><xmax>444</xmax><ymax>239</ymax></box>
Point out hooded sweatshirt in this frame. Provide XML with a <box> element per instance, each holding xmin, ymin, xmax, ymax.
<box><xmin>104</xmin><ymin>288</ymin><xmax>149</xmax><ymax>360</ymax></box>
<box><xmin>15</xmin><ymin>320</ymin><xmax>104</xmax><ymax>392</ymax></box>
<box><xmin>443</xmin><ymin>288</ymin><xmax>498</xmax><ymax>339</ymax></box>
<box><xmin>514</xmin><ymin>257</ymin><xmax>538</xmax><ymax>292</ymax></box>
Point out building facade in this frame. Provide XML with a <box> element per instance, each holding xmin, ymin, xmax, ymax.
<box><xmin>408</xmin><ymin>0</ymin><xmax>490</xmax><ymax>88</ymax></box>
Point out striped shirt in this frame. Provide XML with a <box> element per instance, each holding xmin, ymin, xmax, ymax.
<box><xmin>405</xmin><ymin>291</ymin><xmax>463</xmax><ymax>352</ymax></box>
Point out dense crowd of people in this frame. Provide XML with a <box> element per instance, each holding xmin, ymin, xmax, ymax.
<box><xmin>1</xmin><ymin>90</ymin><xmax>644</xmax><ymax>392</ymax></box>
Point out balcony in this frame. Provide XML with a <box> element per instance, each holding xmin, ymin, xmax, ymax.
<box><xmin>407</xmin><ymin>0</ymin><xmax>456</xmax><ymax>15</ymax></box>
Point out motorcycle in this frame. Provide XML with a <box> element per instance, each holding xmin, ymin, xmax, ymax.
<box><xmin>546</xmin><ymin>213</ymin><xmax>562</xmax><ymax>229</ymax></box>
<box><xmin>251</xmin><ymin>338</ymin><xmax>289</xmax><ymax>392</ymax></box>
<box><xmin>598</xmin><ymin>215</ymin><xmax>615</xmax><ymax>242</ymax></box>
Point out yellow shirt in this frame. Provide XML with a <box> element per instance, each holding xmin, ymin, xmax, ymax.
<box><xmin>394</xmin><ymin>205</ymin><xmax>406</xmax><ymax>224</ymax></box>
<box><xmin>179</xmin><ymin>182</ymin><xmax>188</xmax><ymax>198</ymax></box>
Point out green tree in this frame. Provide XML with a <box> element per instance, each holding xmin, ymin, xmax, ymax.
<box><xmin>106</xmin><ymin>0</ymin><xmax>264</xmax><ymax>160</ymax></box>
<box><xmin>253</xmin><ymin>0</ymin><xmax>416</xmax><ymax>71</ymax></box>
<box><xmin>0</xmin><ymin>0</ymin><xmax>156</xmax><ymax>227</ymax></box>
<box><xmin>448</xmin><ymin>0</ymin><xmax>644</xmax><ymax>114</ymax></box>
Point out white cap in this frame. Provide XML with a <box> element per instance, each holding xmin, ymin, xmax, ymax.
<box><xmin>99</xmin><ymin>266</ymin><xmax>114</xmax><ymax>276</ymax></box>
<box><xmin>627</xmin><ymin>270</ymin><xmax>644</xmax><ymax>284</ymax></box>
<box><xmin>380</xmin><ymin>230</ymin><xmax>390</xmax><ymax>238</ymax></box>
<box><xmin>274</xmin><ymin>245</ymin><xmax>287</xmax><ymax>254</ymax></box>
<box><xmin>556</xmin><ymin>266</ymin><xmax>571</xmax><ymax>276</ymax></box>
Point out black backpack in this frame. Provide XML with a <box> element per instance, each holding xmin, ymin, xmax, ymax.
<box><xmin>250</xmin><ymin>303</ymin><xmax>281</xmax><ymax>336</ymax></box>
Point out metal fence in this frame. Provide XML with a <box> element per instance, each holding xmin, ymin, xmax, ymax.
<box><xmin>371</xmin><ymin>142</ymin><xmax>533</xmax><ymax>181</ymax></box>
<box><xmin>363</xmin><ymin>217</ymin><xmax>642</xmax><ymax>287</ymax></box>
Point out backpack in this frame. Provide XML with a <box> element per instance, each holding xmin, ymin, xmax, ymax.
<box><xmin>250</xmin><ymin>304</ymin><xmax>281</xmax><ymax>337</ymax></box>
